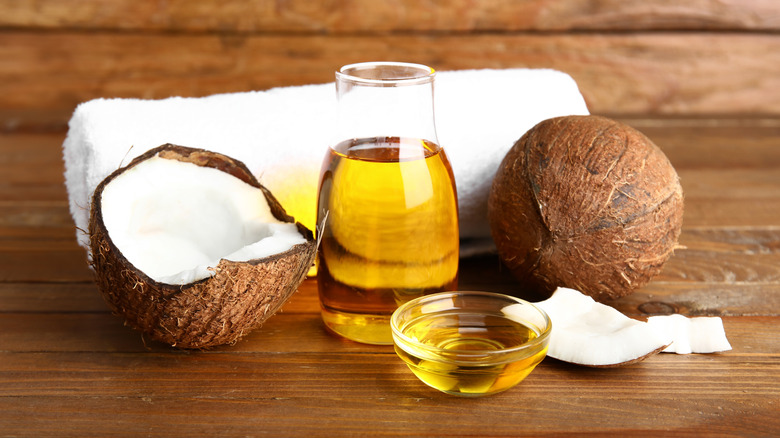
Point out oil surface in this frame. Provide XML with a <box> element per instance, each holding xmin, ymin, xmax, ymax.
<box><xmin>395</xmin><ymin>312</ymin><xmax>547</xmax><ymax>396</ymax></box>
<box><xmin>317</xmin><ymin>136</ymin><xmax>459</xmax><ymax>344</ymax></box>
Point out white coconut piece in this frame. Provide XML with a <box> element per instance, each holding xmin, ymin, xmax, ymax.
<box><xmin>100</xmin><ymin>154</ymin><xmax>307</xmax><ymax>285</ymax></box>
<box><xmin>525</xmin><ymin>287</ymin><xmax>673</xmax><ymax>367</ymax></box>
<box><xmin>647</xmin><ymin>314</ymin><xmax>732</xmax><ymax>354</ymax></box>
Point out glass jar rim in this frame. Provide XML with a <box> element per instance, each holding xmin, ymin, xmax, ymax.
<box><xmin>336</xmin><ymin>61</ymin><xmax>435</xmax><ymax>87</ymax></box>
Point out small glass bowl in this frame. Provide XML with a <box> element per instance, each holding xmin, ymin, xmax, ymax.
<box><xmin>390</xmin><ymin>291</ymin><xmax>551</xmax><ymax>397</ymax></box>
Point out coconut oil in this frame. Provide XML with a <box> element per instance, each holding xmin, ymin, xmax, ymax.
<box><xmin>394</xmin><ymin>312</ymin><xmax>547</xmax><ymax>396</ymax></box>
<box><xmin>317</xmin><ymin>136</ymin><xmax>459</xmax><ymax>344</ymax></box>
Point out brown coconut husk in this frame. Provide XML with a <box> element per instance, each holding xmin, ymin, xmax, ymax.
<box><xmin>488</xmin><ymin>116</ymin><xmax>684</xmax><ymax>302</ymax></box>
<box><xmin>88</xmin><ymin>144</ymin><xmax>316</xmax><ymax>349</ymax></box>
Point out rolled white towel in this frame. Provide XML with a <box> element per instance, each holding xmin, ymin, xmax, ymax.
<box><xmin>63</xmin><ymin>68</ymin><xmax>589</xmax><ymax>255</ymax></box>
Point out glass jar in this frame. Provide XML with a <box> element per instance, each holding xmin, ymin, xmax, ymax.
<box><xmin>316</xmin><ymin>62</ymin><xmax>459</xmax><ymax>344</ymax></box>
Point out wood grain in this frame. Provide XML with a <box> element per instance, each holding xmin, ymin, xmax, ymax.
<box><xmin>1</xmin><ymin>0</ymin><xmax>780</xmax><ymax>428</ymax></box>
<box><xmin>0</xmin><ymin>343</ymin><xmax>777</xmax><ymax>436</ymax></box>
<box><xmin>1</xmin><ymin>32</ymin><xmax>780</xmax><ymax>132</ymax></box>
<box><xmin>0</xmin><ymin>395</ymin><xmax>775</xmax><ymax>436</ymax></box>
<box><xmin>0</xmin><ymin>119</ymin><xmax>778</xmax><ymax>435</ymax></box>
<box><xmin>1</xmin><ymin>280</ymin><xmax>778</xmax><ymax>352</ymax></box>
<box><xmin>2</xmin><ymin>0</ymin><xmax>778</xmax><ymax>33</ymax></box>
<box><xmin>636</xmin><ymin>118</ymin><xmax>780</xmax><ymax>170</ymax></box>
<box><xmin>2</xmin><ymin>0</ymin><xmax>779</xmax><ymax>134</ymax></box>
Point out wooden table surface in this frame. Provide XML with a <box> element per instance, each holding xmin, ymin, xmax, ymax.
<box><xmin>1</xmin><ymin>117</ymin><xmax>779</xmax><ymax>436</ymax></box>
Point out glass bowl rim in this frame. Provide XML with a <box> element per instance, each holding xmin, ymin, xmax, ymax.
<box><xmin>390</xmin><ymin>290</ymin><xmax>552</xmax><ymax>361</ymax></box>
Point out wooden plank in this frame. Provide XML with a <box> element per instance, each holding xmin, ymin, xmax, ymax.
<box><xmin>0</xmin><ymin>338</ymin><xmax>772</xmax><ymax>396</ymax></box>
<box><xmin>0</xmin><ymin>392</ymin><xmax>775</xmax><ymax>436</ymax></box>
<box><xmin>0</xmin><ymin>161</ymin><xmax>63</xmax><ymax>186</ymax></box>
<box><xmin>0</xmin><ymin>132</ymin><xmax>65</xmax><ymax>162</ymax></box>
<box><xmin>0</xmin><ymin>331</ymin><xmax>777</xmax><ymax>436</ymax></box>
<box><xmin>1</xmin><ymin>0</ymin><xmax>778</xmax><ymax>33</ymax></box>
<box><xmin>0</xmin><ymin>108</ymin><xmax>70</xmax><ymax>133</ymax></box>
<box><xmin>680</xmin><ymin>169</ymin><xmax>780</xmax><ymax>201</ymax></box>
<box><xmin>614</xmin><ymin>282</ymin><xmax>780</xmax><ymax>317</ymax></box>
<box><xmin>0</xmin><ymin>132</ymin><xmax>69</xmax><ymax>196</ymax></box>
<box><xmin>0</xmin><ymin>269</ymin><xmax>775</xmax><ymax>351</ymax></box>
<box><xmin>0</xmin><ymin>184</ymin><xmax>67</xmax><ymax>201</ymax></box>
<box><xmin>1</xmin><ymin>32</ymin><xmax>779</xmax><ymax>131</ymax></box>
<box><xmin>0</xmin><ymin>280</ymin><xmax>319</xmax><ymax>314</ymax></box>
<box><xmin>4</xmin><ymin>276</ymin><xmax>780</xmax><ymax>321</ymax></box>
<box><xmin>657</xmin><ymin>227</ymin><xmax>780</xmax><ymax>283</ymax></box>
<box><xmin>0</xmin><ymin>225</ymin><xmax>77</xmax><ymax>243</ymax></box>
<box><xmin>0</xmin><ymin>311</ymin><xmax>382</xmax><ymax>354</ymax></box>
<box><xmin>682</xmin><ymin>198</ymin><xmax>780</xmax><ymax>228</ymax></box>
<box><xmin>0</xmin><ymin>204</ymin><xmax>73</xmax><ymax>229</ymax></box>
<box><xmin>0</xmin><ymin>282</ymin><xmax>106</xmax><ymax>313</ymax></box>
<box><xmin>631</xmin><ymin>118</ymin><xmax>780</xmax><ymax>170</ymax></box>
<box><xmin>0</xmin><ymin>243</ymin><xmax>92</xmax><ymax>282</ymax></box>
<box><xmin>676</xmin><ymin>168</ymin><xmax>780</xmax><ymax>228</ymax></box>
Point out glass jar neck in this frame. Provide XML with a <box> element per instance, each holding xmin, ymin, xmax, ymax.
<box><xmin>334</xmin><ymin>62</ymin><xmax>439</xmax><ymax>145</ymax></box>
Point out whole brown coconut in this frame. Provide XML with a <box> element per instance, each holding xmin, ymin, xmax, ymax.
<box><xmin>488</xmin><ymin>115</ymin><xmax>683</xmax><ymax>302</ymax></box>
<box><xmin>88</xmin><ymin>144</ymin><xmax>317</xmax><ymax>348</ymax></box>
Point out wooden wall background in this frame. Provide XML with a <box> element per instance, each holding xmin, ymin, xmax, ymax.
<box><xmin>1</xmin><ymin>3</ymin><xmax>779</xmax><ymax>435</ymax></box>
<box><xmin>1</xmin><ymin>0</ymin><xmax>779</xmax><ymax>133</ymax></box>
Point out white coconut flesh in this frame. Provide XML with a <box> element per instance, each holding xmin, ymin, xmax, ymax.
<box><xmin>525</xmin><ymin>288</ymin><xmax>672</xmax><ymax>366</ymax></box>
<box><xmin>504</xmin><ymin>287</ymin><xmax>732</xmax><ymax>367</ymax></box>
<box><xmin>647</xmin><ymin>314</ymin><xmax>732</xmax><ymax>354</ymax></box>
<box><xmin>99</xmin><ymin>155</ymin><xmax>307</xmax><ymax>285</ymax></box>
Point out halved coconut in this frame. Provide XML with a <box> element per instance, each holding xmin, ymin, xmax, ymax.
<box><xmin>88</xmin><ymin>144</ymin><xmax>316</xmax><ymax>349</ymax></box>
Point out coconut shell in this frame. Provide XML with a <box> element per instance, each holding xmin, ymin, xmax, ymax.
<box><xmin>488</xmin><ymin>116</ymin><xmax>684</xmax><ymax>302</ymax></box>
<box><xmin>88</xmin><ymin>144</ymin><xmax>316</xmax><ymax>349</ymax></box>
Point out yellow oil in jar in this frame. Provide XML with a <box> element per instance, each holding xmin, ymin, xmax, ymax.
<box><xmin>395</xmin><ymin>313</ymin><xmax>547</xmax><ymax>396</ymax></box>
<box><xmin>317</xmin><ymin>136</ymin><xmax>459</xmax><ymax>345</ymax></box>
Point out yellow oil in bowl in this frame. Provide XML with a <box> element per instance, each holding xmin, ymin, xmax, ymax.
<box><xmin>391</xmin><ymin>291</ymin><xmax>551</xmax><ymax>397</ymax></box>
